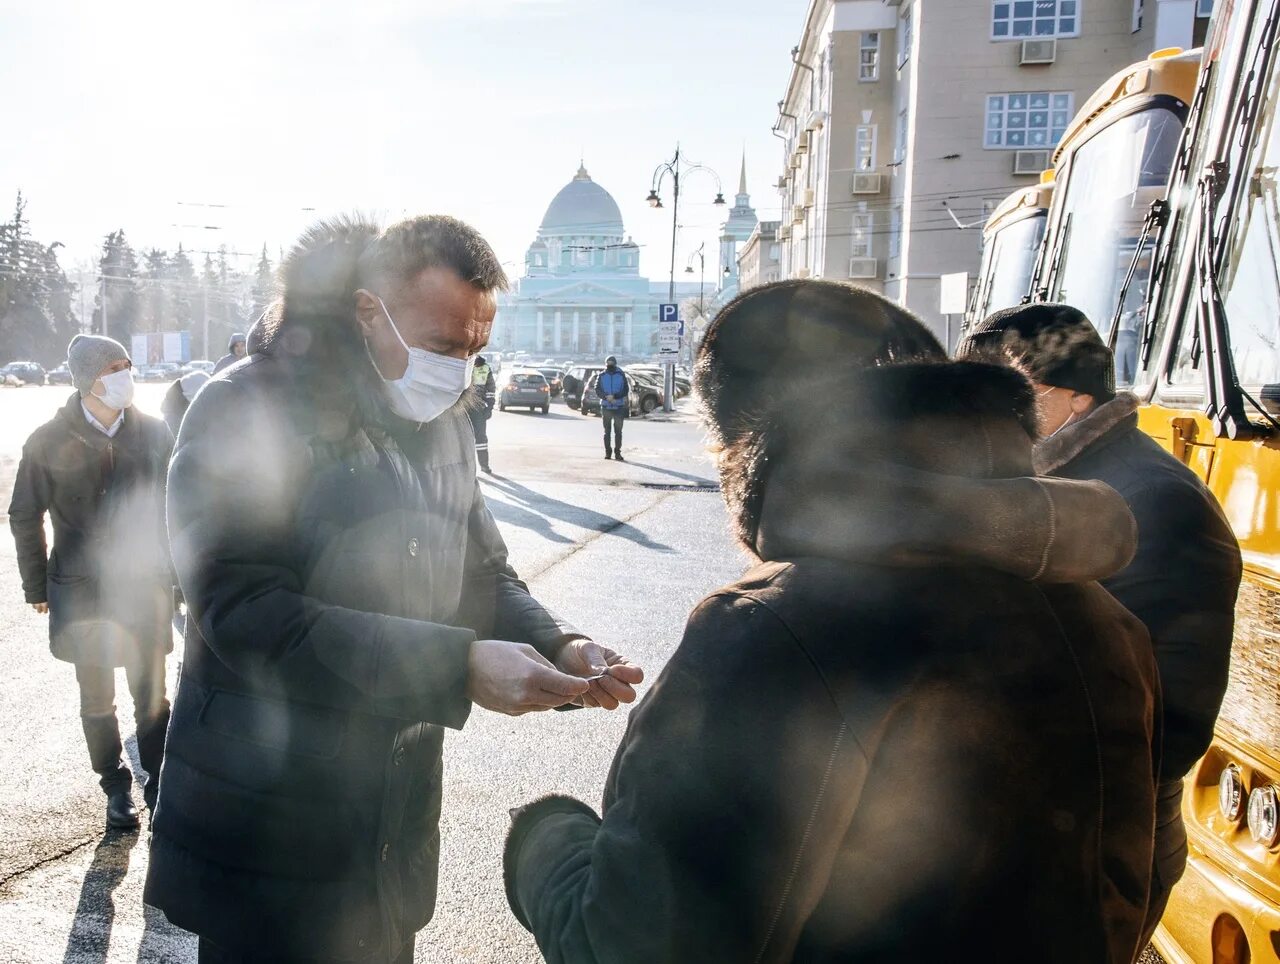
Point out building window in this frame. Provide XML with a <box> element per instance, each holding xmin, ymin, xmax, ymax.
<box><xmin>1132</xmin><ymin>0</ymin><xmax>1143</xmax><ymax>31</ymax></box>
<box><xmin>992</xmin><ymin>0</ymin><xmax>1080</xmax><ymax>39</ymax></box>
<box><xmin>860</xmin><ymin>32</ymin><xmax>880</xmax><ymax>81</ymax></box>
<box><xmin>898</xmin><ymin>5</ymin><xmax>913</xmax><ymax>68</ymax></box>
<box><xmin>769</xmin><ymin>243</ymin><xmax>781</xmax><ymax>261</ymax></box>
<box><xmin>895</xmin><ymin>109</ymin><xmax>908</xmax><ymax>163</ymax></box>
<box><xmin>984</xmin><ymin>91</ymin><xmax>1073</xmax><ymax>148</ymax></box>
<box><xmin>851</xmin><ymin>213</ymin><xmax>874</xmax><ymax>258</ymax></box>
<box><xmin>889</xmin><ymin>207</ymin><xmax>902</xmax><ymax>259</ymax></box>
<box><xmin>1196</xmin><ymin>0</ymin><xmax>1214</xmax><ymax>16</ymax></box>
<box><xmin>855</xmin><ymin>124</ymin><xmax>877</xmax><ymax>171</ymax></box>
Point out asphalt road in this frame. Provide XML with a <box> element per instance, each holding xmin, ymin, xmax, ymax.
<box><xmin>0</xmin><ymin>383</ymin><xmax>746</xmax><ymax>963</ymax></box>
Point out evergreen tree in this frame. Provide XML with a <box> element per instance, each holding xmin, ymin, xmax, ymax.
<box><xmin>251</xmin><ymin>243</ymin><xmax>275</xmax><ymax>318</ymax></box>
<box><xmin>168</xmin><ymin>244</ymin><xmax>196</xmax><ymax>332</ymax></box>
<box><xmin>140</xmin><ymin>247</ymin><xmax>170</xmax><ymax>333</ymax></box>
<box><xmin>0</xmin><ymin>192</ymin><xmax>77</xmax><ymax>364</ymax></box>
<box><xmin>93</xmin><ymin>229</ymin><xmax>140</xmax><ymax>342</ymax></box>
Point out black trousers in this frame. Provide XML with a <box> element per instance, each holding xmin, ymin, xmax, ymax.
<box><xmin>603</xmin><ymin>409</ymin><xmax>624</xmax><ymax>455</ymax></box>
<box><xmin>468</xmin><ymin>407</ymin><xmax>490</xmax><ymax>469</ymax></box>
<box><xmin>75</xmin><ymin>648</ymin><xmax>169</xmax><ymax>797</ymax></box>
<box><xmin>197</xmin><ymin>936</ymin><xmax>416</xmax><ymax>963</ymax></box>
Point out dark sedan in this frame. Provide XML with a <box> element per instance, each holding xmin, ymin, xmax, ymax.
<box><xmin>536</xmin><ymin>367</ymin><xmax>564</xmax><ymax>398</ymax></box>
<box><xmin>499</xmin><ymin>368</ymin><xmax>551</xmax><ymax>414</ymax></box>
<box><xmin>1</xmin><ymin>361</ymin><xmax>47</xmax><ymax>385</ymax></box>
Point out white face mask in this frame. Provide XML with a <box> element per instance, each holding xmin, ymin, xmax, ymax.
<box><xmin>369</xmin><ymin>296</ymin><xmax>475</xmax><ymax>424</ymax></box>
<box><xmin>93</xmin><ymin>368</ymin><xmax>135</xmax><ymax>410</ymax></box>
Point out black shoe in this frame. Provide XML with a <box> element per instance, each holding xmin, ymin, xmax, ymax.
<box><xmin>106</xmin><ymin>787</ymin><xmax>140</xmax><ymax>830</ymax></box>
<box><xmin>614</xmin><ymin>453</ymin><xmax>625</xmax><ymax>462</ymax></box>
<box><xmin>604</xmin><ymin>452</ymin><xmax>613</xmax><ymax>460</ymax></box>
<box><xmin>482</xmin><ymin>465</ymin><xmax>493</xmax><ymax>474</ymax></box>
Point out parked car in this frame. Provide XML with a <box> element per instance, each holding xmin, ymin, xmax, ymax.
<box><xmin>499</xmin><ymin>368</ymin><xmax>551</xmax><ymax>413</ymax></box>
<box><xmin>46</xmin><ymin>363</ymin><xmax>75</xmax><ymax>386</ymax></box>
<box><xmin>535</xmin><ymin>367</ymin><xmax>564</xmax><ymax>398</ymax></box>
<box><xmin>0</xmin><ymin>361</ymin><xmax>47</xmax><ymax>385</ymax></box>
<box><xmin>180</xmin><ymin>359</ymin><xmax>215</xmax><ymax>375</ymax></box>
<box><xmin>630</xmin><ymin>364</ymin><xmax>691</xmax><ymax>398</ymax></box>
<box><xmin>563</xmin><ymin>364</ymin><xmax>605</xmax><ymax>411</ymax></box>
<box><xmin>137</xmin><ymin>362</ymin><xmax>181</xmax><ymax>383</ymax></box>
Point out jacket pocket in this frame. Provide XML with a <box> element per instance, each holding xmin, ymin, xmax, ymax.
<box><xmin>199</xmin><ymin>689</ymin><xmax>347</xmax><ymax>760</ymax></box>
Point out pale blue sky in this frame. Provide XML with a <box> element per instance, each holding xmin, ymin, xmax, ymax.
<box><xmin>0</xmin><ymin>0</ymin><xmax>802</xmax><ymax>286</ymax></box>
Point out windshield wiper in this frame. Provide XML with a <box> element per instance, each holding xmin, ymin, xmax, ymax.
<box><xmin>1111</xmin><ymin>198</ymin><xmax>1168</xmax><ymax>350</ymax></box>
<box><xmin>1194</xmin><ymin>177</ymin><xmax>1263</xmax><ymax>439</ymax></box>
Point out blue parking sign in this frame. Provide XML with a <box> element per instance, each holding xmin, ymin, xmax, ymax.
<box><xmin>660</xmin><ymin>303</ymin><xmax>679</xmax><ymax>323</ymax></box>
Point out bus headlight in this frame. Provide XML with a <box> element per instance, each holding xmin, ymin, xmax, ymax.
<box><xmin>1219</xmin><ymin>764</ymin><xmax>1245</xmax><ymax>822</ymax></box>
<box><xmin>1247</xmin><ymin>785</ymin><xmax>1279</xmax><ymax>846</ymax></box>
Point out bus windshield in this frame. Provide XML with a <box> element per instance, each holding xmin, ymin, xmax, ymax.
<box><xmin>1051</xmin><ymin>106</ymin><xmax>1185</xmax><ymax>340</ymax></box>
<box><xmin>978</xmin><ymin>213</ymin><xmax>1046</xmax><ymax>320</ymax></box>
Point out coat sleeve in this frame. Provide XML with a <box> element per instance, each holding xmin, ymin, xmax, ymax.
<box><xmin>457</xmin><ymin>479</ymin><xmax>582</xmax><ymax>656</ymax></box>
<box><xmin>1104</xmin><ymin>476</ymin><xmax>1243</xmax><ymax>779</ymax></box>
<box><xmin>168</xmin><ymin>378</ymin><xmax>475</xmax><ymax>727</ymax></box>
<box><xmin>8</xmin><ymin>438</ymin><xmax>52</xmax><ymax>605</ymax></box>
<box><xmin>484</xmin><ymin>371</ymin><xmax>497</xmax><ymax>412</ymax></box>
<box><xmin>504</xmin><ymin>592</ymin><xmax>867</xmax><ymax>964</ymax></box>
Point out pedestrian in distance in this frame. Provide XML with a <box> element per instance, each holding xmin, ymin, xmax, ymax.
<box><xmin>8</xmin><ymin>335</ymin><xmax>176</xmax><ymax>831</ymax></box>
<box><xmin>959</xmin><ymin>302</ymin><xmax>1243</xmax><ymax>948</ymax></box>
<box><xmin>160</xmin><ymin>370</ymin><xmax>210</xmax><ymax>437</ymax></box>
<box><xmin>143</xmin><ymin>214</ymin><xmax>643</xmax><ymax>964</ymax></box>
<box><xmin>469</xmin><ymin>354</ymin><xmax>496</xmax><ymax>473</ymax></box>
<box><xmin>212</xmin><ymin>331</ymin><xmax>247</xmax><ymax>374</ymax></box>
<box><xmin>504</xmin><ymin>279</ymin><xmax>1160</xmax><ymax>964</ymax></box>
<box><xmin>598</xmin><ymin>355</ymin><xmax>627</xmax><ymax>460</ymax></box>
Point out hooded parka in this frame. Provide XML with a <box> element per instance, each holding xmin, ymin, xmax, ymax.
<box><xmin>505</xmin><ymin>363</ymin><xmax>1160</xmax><ymax>964</ymax></box>
<box><xmin>144</xmin><ymin>292</ymin><xmax>579</xmax><ymax>960</ymax></box>
<box><xmin>9</xmin><ymin>393</ymin><xmax>174</xmax><ymax>666</ymax></box>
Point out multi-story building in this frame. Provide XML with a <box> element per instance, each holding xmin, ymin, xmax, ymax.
<box><xmin>738</xmin><ymin>221</ymin><xmax>783</xmax><ymax>291</ymax></box>
<box><xmin>492</xmin><ymin>164</ymin><xmax>705</xmax><ymax>358</ymax></box>
<box><xmin>775</xmin><ymin>0</ymin><xmax>1212</xmax><ymax>343</ymax></box>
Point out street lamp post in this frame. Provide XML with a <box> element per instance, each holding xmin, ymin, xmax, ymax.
<box><xmin>648</xmin><ymin>146</ymin><xmax>724</xmax><ymax>411</ymax></box>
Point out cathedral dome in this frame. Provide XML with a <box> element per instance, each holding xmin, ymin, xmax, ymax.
<box><xmin>538</xmin><ymin>164</ymin><xmax>625</xmax><ymax>238</ymax></box>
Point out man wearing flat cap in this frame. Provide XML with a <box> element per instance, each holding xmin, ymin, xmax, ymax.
<box><xmin>9</xmin><ymin>334</ymin><xmax>176</xmax><ymax>830</ymax></box>
<box><xmin>959</xmin><ymin>302</ymin><xmax>1242</xmax><ymax>942</ymax></box>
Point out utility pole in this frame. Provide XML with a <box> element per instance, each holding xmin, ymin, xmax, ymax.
<box><xmin>101</xmin><ymin>275</ymin><xmax>108</xmax><ymax>338</ymax></box>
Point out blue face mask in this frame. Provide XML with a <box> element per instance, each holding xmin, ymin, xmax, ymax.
<box><xmin>368</xmin><ymin>296</ymin><xmax>475</xmax><ymax>424</ymax></box>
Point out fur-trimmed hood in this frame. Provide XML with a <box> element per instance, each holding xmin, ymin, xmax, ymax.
<box><xmin>753</xmin><ymin>362</ymin><xmax>1137</xmax><ymax>583</ymax></box>
<box><xmin>1034</xmin><ymin>392</ymin><xmax>1141</xmax><ymax>476</ymax></box>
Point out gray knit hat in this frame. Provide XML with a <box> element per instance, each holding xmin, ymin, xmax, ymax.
<box><xmin>67</xmin><ymin>334</ymin><xmax>130</xmax><ymax>393</ymax></box>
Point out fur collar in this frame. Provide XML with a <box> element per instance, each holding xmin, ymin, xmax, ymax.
<box><xmin>1033</xmin><ymin>392</ymin><xmax>1140</xmax><ymax>476</ymax></box>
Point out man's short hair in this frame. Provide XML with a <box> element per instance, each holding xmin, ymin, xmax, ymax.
<box><xmin>357</xmin><ymin>215</ymin><xmax>508</xmax><ymax>299</ymax></box>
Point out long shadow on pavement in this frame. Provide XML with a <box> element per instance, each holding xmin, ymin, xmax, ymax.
<box><xmin>61</xmin><ymin>830</ymin><xmax>136</xmax><ymax>964</ymax></box>
<box><xmin>622</xmin><ymin>461</ymin><xmax>717</xmax><ymax>488</ymax></box>
<box><xmin>483</xmin><ymin>477</ymin><xmax>674</xmax><ymax>552</ymax></box>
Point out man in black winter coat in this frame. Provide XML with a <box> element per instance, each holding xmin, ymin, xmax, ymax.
<box><xmin>504</xmin><ymin>281</ymin><xmax>1160</xmax><ymax>964</ymax></box>
<box><xmin>960</xmin><ymin>302</ymin><xmax>1243</xmax><ymax>945</ymax></box>
<box><xmin>143</xmin><ymin>214</ymin><xmax>642</xmax><ymax>964</ymax></box>
<box><xmin>9</xmin><ymin>334</ymin><xmax>175</xmax><ymax>830</ymax></box>
<box><xmin>212</xmin><ymin>331</ymin><xmax>246</xmax><ymax>374</ymax></box>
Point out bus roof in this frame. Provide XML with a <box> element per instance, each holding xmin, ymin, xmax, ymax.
<box><xmin>1050</xmin><ymin>47</ymin><xmax>1202</xmax><ymax>168</ymax></box>
<box><xmin>983</xmin><ymin>175</ymin><xmax>1054</xmax><ymax>238</ymax></box>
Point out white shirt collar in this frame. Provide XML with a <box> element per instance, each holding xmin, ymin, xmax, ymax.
<box><xmin>81</xmin><ymin>400</ymin><xmax>125</xmax><ymax>438</ymax></box>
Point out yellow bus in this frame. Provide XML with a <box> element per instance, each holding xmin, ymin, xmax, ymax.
<box><xmin>1035</xmin><ymin>47</ymin><xmax>1201</xmax><ymax>374</ymax></box>
<box><xmin>964</xmin><ymin>173</ymin><xmax>1053</xmax><ymax>329</ymax></box>
<box><xmin>1129</xmin><ymin>2</ymin><xmax>1280</xmax><ymax>960</ymax></box>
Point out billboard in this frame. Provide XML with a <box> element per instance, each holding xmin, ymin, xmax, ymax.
<box><xmin>131</xmin><ymin>331</ymin><xmax>191</xmax><ymax>365</ymax></box>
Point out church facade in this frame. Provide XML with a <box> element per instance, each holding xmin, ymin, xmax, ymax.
<box><xmin>492</xmin><ymin>164</ymin><xmax>711</xmax><ymax>359</ymax></box>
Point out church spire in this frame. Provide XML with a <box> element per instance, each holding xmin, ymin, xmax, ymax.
<box><xmin>738</xmin><ymin>152</ymin><xmax>748</xmax><ymax>197</ymax></box>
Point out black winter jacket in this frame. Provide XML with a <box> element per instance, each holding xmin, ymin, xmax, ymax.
<box><xmin>144</xmin><ymin>345</ymin><xmax>579</xmax><ymax>962</ymax></box>
<box><xmin>1036</xmin><ymin>394</ymin><xmax>1243</xmax><ymax>780</ymax></box>
<box><xmin>505</xmin><ymin>363</ymin><xmax>1160</xmax><ymax>964</ymax></box>
<box><xmin>8</xmin><ymin>394</ymin><xmax>174</xmax><ymax>666</ymax></box>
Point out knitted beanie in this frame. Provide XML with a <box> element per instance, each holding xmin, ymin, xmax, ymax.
<box><xmin>67</xmin><ymin>334</ymin><xmax>130</xmax><ymax>393</ymax></box>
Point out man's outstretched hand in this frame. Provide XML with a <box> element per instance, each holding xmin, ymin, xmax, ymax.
<box><xmin>554</xmin><ymin>639</ymin><xmax>644</xmax><ymax>710</ymax></box>
<box><xmin>467</xmin><ymin>639</ymin><xmax>591</xmax><ymax>716</ymax></box>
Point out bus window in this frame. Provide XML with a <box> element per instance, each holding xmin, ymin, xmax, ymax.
<box><xmin>1052</xmin><ymin>107</ymin><xmax>1184</xmax><ymax>340</ymax></box>
<box><xmin>980</xmin><ymin>214</ymin><xmax>1046</xmax><ymax>319</ymax></box>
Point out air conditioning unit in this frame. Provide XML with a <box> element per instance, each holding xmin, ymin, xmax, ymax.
<box><xmin>790</xmin><ymin>152</ymin><xmax>803</xmax><ymax>170</ymax></box>
<box><xmin>1013</xmin><ymin>149</ymin><xmax>1051</xmax><ymax>175</ymax></box>
<box><xmin>775</xmin><ymin>176</ymin><xmax>788</xmax><ymax>189</ymax></box>
<box><xmin>777</xmin><ymin>223</ymin><xmax>792</xmax><ymax>240</ymax></box>
<box><xmin>794</xmin><ymin>267</ymin><xmax>812</xmax><ymax>279</ymax></box>
<box><xmin>803</xmin><ymin>188</ymin><xmax>816</xmax><ymax>207</ymax></box>
<box><xmin>1020</xmin><ymin>39</ymin><xmax>1057</xmax><ymax>64</ymax></box>
<box><xmin>792</xmin><ymin>204</ymin><xmax>806</xmax><ymax>223</ymax></box>
<box><xmin>797</xmin><ymin>131</ymin><xmax>811</xmax><ymax>154</ymax></box>
<box><xmin>852</xmin><ymin>173</ymin><xmax>883</xmax><ymax>195</ymax></box>
<box><xmin>848</xmin><ymin>257</ymin><xmax>879</xmax><ymax>279</ymax></box>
